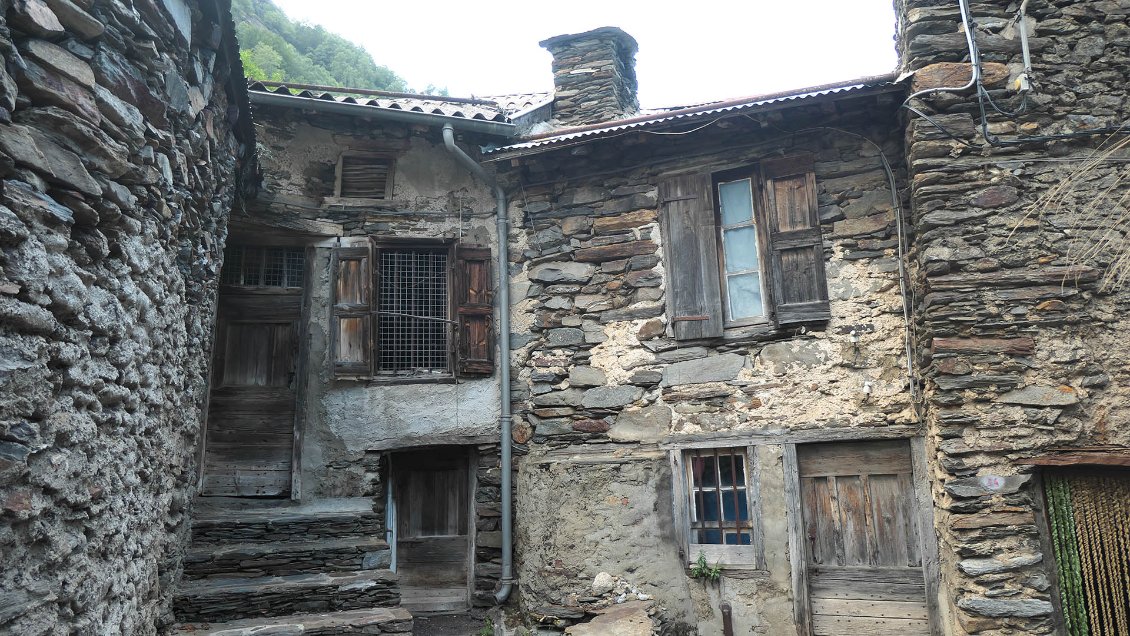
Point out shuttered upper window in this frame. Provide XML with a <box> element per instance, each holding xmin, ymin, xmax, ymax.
<box><xmin>335</xmin><ymin>154</ymin><xmax>393</xmax><ymax>200</ymax></box>
<box><xmin>659</xmin><ymin>154</ymin><xmax>830</xmax><ymax>340</ymax></box>
<box><xmin>329</xmin><ymin>239</ymin><xmax>495</xmax><ymax>381</ymax></box>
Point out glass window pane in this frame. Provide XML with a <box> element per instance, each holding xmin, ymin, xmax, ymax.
<box><xmin>722</xmin><ymin>489</ymin><xmax>749</xmax><ymax>521</ymax></box>
<box><xmin>724</xmin><ymin>532</ymin><xmax>752</xmax><ymax>545</ymax></box>
<box><xmin>698</xmin><ymin>491</ymin><xmax>720</xmax><ymax>522</ymax></box>
<box><xmin>718</xmin><ymin>454</ymin><xmax>746</xmax><ymax>487</ymax></box>
<box><xmin>727</xmin><ymin>273</ymin><xmax>764</xmax><ymax>319</ymax></box>
<box><xmin>723</xmin><ymin>227</ymin><xmax>760</xmax><ymax>273</ymax></box>
<box><xmin>693</xmin><ymin>456</ymin><xmax>717</xmax><ymax>487</ymax></box>
<box><xmin>719</xmin><ymin>179</ymin><xmax>754</xmax><ymax>226</ymax></box>
<box><xmin>699</xmin><ymin>528</ymin><xmax>723</xmax><ymax>544</ymax></box>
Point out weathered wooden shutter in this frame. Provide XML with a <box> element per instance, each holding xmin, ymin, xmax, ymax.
<box><xmin>336</xmin><ymin>155</ymin><xmax>392</xmax><ymax>199</ymax></box>
<box><xmin>331</xmin><ymin>242</ymin><xmax>373</xmax><ymax>377</ymax></box>
<box><xmin>659</xmin><ymin>174</ymin><xmax>724</xmax><ymax>340</ymax></box>
<box><xmin>455</xmin><ymin>245</ymin><xmax>494</xmax><ymax>376</ymax></box>
<box><xmin>762</xmin><ymin>155</ymin><xmax>830</xmax><ymax>324</ymax></box>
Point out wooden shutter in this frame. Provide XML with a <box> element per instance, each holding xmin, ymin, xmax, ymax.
<box><xmin>659</xmin><ymin>173</ymin><xmax>724</xmax><ymax>340</ymax></box>
<box><xmin>331</xmin><ymin>243</ymin><xmax>373</xmax><ymax>377</ymax></box>
<box><xmin>336</xmin><ymin>154</ymin><xmax>392</xmax><ymax>199</ymax></box>
<box><xmin>455</xmin><ymin>245</ymin><xmax>494</xmax><ymax>376</ymax></box>
<box><xmin>762</xmin><ymin>155</ymin><xmax>830</xmax><ymax>325</ymax></box>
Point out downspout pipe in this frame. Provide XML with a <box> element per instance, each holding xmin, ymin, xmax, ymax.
<box><xmin>442</xmin><ymin>123</ymin><xmax>514</xmax><ymax>604</ymax></box>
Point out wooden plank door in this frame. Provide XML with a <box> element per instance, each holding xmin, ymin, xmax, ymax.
<box><xmin>201</xmin><ymin>292</ymin><xmax>301</xmax><ymax>497</ymax></box>
<box><xmin>393</xmin><ymin>448</ymin><xmax>472</xmax><ymax>613</ymax></box>
<box><xmin>797</xmin><ymin>440</ymin><xmax>931</xmax><ymax>635</ymax></box>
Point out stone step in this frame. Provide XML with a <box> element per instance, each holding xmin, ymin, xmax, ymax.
<box><xmin>184</xmin><ymin>535</ymin><xmax>392</xmax><ymax>579</ymax></box>
<box><xmin>174</xmin><ymin>570</ymin><xmax>400</xmax><ymax>623</ymax></box>
<box><xmin>191</xmin><ymin>497</ymin><xmax>383</xmax><ymax>544</ymax></box>
<box><xmin>172</xmin><ymin>607</ymin><xmax>414</xmax><ymax>635</ymax></box>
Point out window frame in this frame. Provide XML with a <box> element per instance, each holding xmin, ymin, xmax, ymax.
<box><xmin>670</xmin><ymin>444</ymin><xmax>765</xmax><ymax>570</ymax></box>
<box><xmin>330</xmin><ymin>236</ymin><xmax>496</xmax><ymax>384</ymax></box>
<box><xmin>713</xmin><ymin>166</ymin><xmax>772</xmax><ymax>329</ymax></box>
<box><xmin>658</xmin><ymin>154</ymin><xmax>829</xmax><ymax>342</ymax></box>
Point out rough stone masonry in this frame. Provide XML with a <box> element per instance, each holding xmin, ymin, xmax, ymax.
<box><xmin>0</xmin><ymin>0</ymin><xmax>248</xmax><ymax>633</ymax></box>
<box><xmin>898</xmin><ymin>0</ymin><xmax>1130</xmax><ymax>633</ymax></box>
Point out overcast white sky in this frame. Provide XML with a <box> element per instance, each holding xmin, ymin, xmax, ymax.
<box><xmin>270</xmin><ymin>0</ymin><xmax>900</xmax><ymax>108</ymax></box>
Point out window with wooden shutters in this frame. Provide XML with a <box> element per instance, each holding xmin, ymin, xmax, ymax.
<box><xmin>335</xmin><ymin>154</ymin><xmax>393</xmax><ymax>200</ymax></box>
<box><xmin>329</xmin><ymin>240</ymin><xmax>495</xmax><ymax>381</ymax></box>
<box><xmin>659</xmin><ymin>155</ymin><xmax>830</xmax><ymax>339</ymax></box>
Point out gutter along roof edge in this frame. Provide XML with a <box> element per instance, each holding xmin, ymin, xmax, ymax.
<box><xmin>484</xmin><ymin>73</ymin><xmax>904</xmax><ymax>161</ymax></box>
<box><xmin>249</xmin><ymin>91</ymin><xmax>519</xmax><ymax>138</ymax></box>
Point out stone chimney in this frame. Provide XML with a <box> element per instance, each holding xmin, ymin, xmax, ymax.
<box><xmin>539</xmin><ymin>27</ymin><xmax>639</xmax><ymax>127</ymax></box>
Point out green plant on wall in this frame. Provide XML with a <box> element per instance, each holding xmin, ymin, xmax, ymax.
<box><xmin>477</xmin><ymin>617</ymin><xmax>494</xmax><ymax>636</ymax></box>
<box><xmin>689</xmin><ymin>551</ymin><xmax>722</xmax><ymax>582</ymax></box>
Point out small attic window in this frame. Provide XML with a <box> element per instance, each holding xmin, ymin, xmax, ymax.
<box><xmin>335</xmin><ymin>154</ymin><xmax>393</xmax><ymax>200</ymax></box>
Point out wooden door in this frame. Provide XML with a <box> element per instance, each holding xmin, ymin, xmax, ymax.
<box><xmin>201</xmin><ymin>292</ymin><xmax>302</xmax><ymax>497</ymax></box>
<box><xmin>798</xmin><ymin>440</ymin><xmax>931</xmax><ymax>635</ymax></box>
<box><xmin>392</xmin><ymin>448</ymin><xmax>472</xmax><ymax>613</ymax></box>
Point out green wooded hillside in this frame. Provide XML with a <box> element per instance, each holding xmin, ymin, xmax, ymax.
<box><xmin>232</xmin><ymin>0</ymin><xmax>421</xmax><ymax>92</ymax></box>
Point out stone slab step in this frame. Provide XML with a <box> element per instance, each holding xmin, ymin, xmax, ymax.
<box><xmin>174</xmin><ymin>570</ymin><xmax>400</xmax><ymax>623</ymax></box>
<box><xmin>191</xmin><ymin>498</ymin><xmax>383</xmax><ymax>544</ymax></box>
<box><xmin>173</xmin><ymin>607</ymin><xmax>413</xmax><ymax>635</ymax></box>
<box><xmin>184</xmin><ymin>536</ymin><xmax>392</xmax><ymax>579</ymax></box>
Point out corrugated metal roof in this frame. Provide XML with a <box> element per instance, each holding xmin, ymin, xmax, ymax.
<box><xmin>247</xmin><ymin>81</ymin><xmax>513</xmax><ymax>122</ymax></box>
<box><xmin>485</xmin><ymin>74</ymin><xmax>902</xmax><ymax>158</ymax></box>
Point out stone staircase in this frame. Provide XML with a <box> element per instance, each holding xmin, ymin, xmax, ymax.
<box><xmin>172</xmin><ymin>497</ymin><xmax>413</xmax><ymax>635</ymax></box>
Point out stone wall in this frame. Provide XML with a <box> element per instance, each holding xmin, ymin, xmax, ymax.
<box><xmin>500</xmin><ymin>93</ymin><xmax>913</xmax><ymax>632</ymax></box>
<box><xmin>0</xmin><ymin>0</ymin><xmax>246</xmax><ymax>633</ymax></box>
<box><xmin>898</xmin><ymin>0</ymin><xmax>1130</xmax><ymax>633</ymax></box>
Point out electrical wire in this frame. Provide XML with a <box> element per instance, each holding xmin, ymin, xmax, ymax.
<box><xmin>903</xmin><ymin>0</ymin><xmax>1130</xmax><ymax>148</ymax></box>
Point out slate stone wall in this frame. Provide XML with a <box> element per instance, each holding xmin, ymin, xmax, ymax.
<box><xmin>0</xmin><ymin>0</ymin><xmax>245</xmax><ymax>633</ymax></box>
<box><xmin>501</xmin><ymin>93</ymin><xmax>914</xmax><ymax>632</ymax></box>
<box><xmin>540</xmin><ymin>27</ymin><xmax>639</xmax><ymax>127</ymax></box>
<box><xmin>898</xmin><ymin>0</ymin><xmax>1130</xmax><ymax>632</ymax></box>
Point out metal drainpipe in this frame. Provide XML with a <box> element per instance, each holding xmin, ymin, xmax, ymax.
<box><xmin>441</xmin><ymin>124</ymin><xmax>514</xmax><ymax>603</ymax></box>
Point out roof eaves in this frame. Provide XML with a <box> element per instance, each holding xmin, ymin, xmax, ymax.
<box><xmin>483</xmin><ymin>73</ymin><xmax>904</xmax><ymax>161</ymax></box>
<box><xmin>248</xmin><ymin>89</ymin><xmax>518</xmax><ymax>138</ymax></box>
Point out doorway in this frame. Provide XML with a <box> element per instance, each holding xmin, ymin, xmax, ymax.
<box><xmin>797</xmin><ymin>439</ymin><xmax>931</xmax><ymax>635</ymax></box>
<box><xmin>200</xmin><ymin>245</ymin><xmax>305</xmax><ymax>497</ymax></box>
<box><xmin>389</xmin><ymin>447</ymin><xmax>474</xmax><ymax>613</ymax></box>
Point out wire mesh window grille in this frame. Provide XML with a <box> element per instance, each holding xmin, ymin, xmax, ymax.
<box><xmin>687</xmin><ymin>448</ymin><xmax>753</xmax><ymax>545</ymax></box>
<box><xmin>222</xmin><ymin>246</ymin><xmax>305</xmax><ymax>287</ymax></box>
<box><xmin>376</xmin><ymin>248</ymin><xmax>449</xmax><ymax>376</ymax></box>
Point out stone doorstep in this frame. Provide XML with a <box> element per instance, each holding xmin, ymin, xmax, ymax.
<box><xmin>190</xmin><ymin>510</ymin><xmax>384</xmax><ymax>543</ymax></box>
<box><xmin>174</xmin><ymin>570</ymin><xmax>400</xmax><ymax>623</ymax></box>
<box><xmin>183</xmin><ymin>535</ymin><xmax>391</xmax><ymax>579</ymax></box>
<box><xmin>172</xmin><ymin>607</ymin><xmax>414</xmax><ymax>635</ymax></box>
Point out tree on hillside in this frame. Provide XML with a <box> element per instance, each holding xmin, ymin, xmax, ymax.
<box><xmin>231</xmin><ymin>0</ymin><xmax>422</xmax><ymax>93</ymax></box>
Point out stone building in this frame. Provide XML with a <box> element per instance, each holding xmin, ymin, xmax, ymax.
<box><xmin>0</xmin><ymin>0</ymin><xmax>253</xmax><ymax>633</ymax></box>
<box><xmin>2</xmin><ymin>1</ymin><xmax>1129</xmax><ymax>635</ymax></box>
<box><xmin>167</xmin><ymin>84</ymin><xmax>541</xmax><ymax>631</ymax></box>
<box><xmin>486</xmin><ymin>10</ymin><xmax>1130</xmax><ymax>636</ymax></box>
